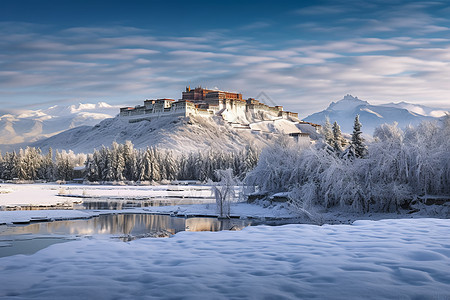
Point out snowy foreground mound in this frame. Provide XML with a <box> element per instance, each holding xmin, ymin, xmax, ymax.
<box><xmin>31</xmin><ymin>115</ymin><xmax>301</xmax><ymax>153</ymax></box>
<box><xmin>1</xmin><ymin>218</ymin><xmax>449</xmax><ymax>299</ymax></box>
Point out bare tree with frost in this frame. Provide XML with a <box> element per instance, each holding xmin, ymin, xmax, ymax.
<box><xmin>213</xmin><ymin>169</ymin><xmax>238</xmax><ymax>218</ymax></box>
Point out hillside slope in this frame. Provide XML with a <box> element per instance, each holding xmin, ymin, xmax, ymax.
<box><xmin>30</xmin><ymin>115</ymin><xmax>305</xmax><ymax>153</ymax></box>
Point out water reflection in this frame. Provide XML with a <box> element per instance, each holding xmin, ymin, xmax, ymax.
<box><xmin>0</xmin><ymin>214</ymin><xmax>251</xmax><ymax>239</ymax></box>
<box><xmin>0</xmin><ymin>214</ymin><xmax>252</xmax><ymax>257</ymax></box>
<box><xmin>0</xmin><ymin>198</ymin><xmax>217</xmax><ymax>211</ymax></box>
<box><xmin>78</xmin><ymin>199</ymin><xmax>215</xmax><ymax>210</ymax></box>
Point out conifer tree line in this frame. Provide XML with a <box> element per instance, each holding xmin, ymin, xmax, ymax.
<box><xmin>322</xmin><ymin>115</ymin><xmax>367</xmax><ymax>158</ymax></box>
<box><xmin>0</xmin><ymin>141</ymin><xmax>259</xmax><ymax>182</ymax></box>
<box><xmin>0</xmin><ymin>148</ymin><xmax>85</xmax><ymax>181</ymax></box>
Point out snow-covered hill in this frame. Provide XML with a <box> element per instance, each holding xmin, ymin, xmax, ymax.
<box><xmin>30</xmin><ymin>115</ymin><xmax>305</xmax><ymax>154</ymax></box>
<box><xmin>0</xmin><ymin>102</ymin><xmax>121</xmax><ymax>151</ymax></box>
<box><xmin>303</xmin><ymin>95</ymin><xmax>448</xmax><ymax>134</ymax></box>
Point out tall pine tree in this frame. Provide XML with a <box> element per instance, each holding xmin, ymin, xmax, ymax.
<box><xmin>332</xmin><ymin>121</ymin><xmax>345</xmax><ymax>153</ymax></box>
<box><xmin>322</xmin><ymin>117</ymin><xmax>334</xmax><ymax>146</ymax></box>
<box><xmin>351</xmin><ymin>115</ymin><xmax>368</xmax><ymax>158</ymax></box>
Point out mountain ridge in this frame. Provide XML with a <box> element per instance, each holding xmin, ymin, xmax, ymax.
<box><xmin>0</xmin><ymin>102</ymin><xmax>121</xmax><ymax>149</ymax></box>
<box><xmin>1</xmin><ymin>96</ymin><xmax>448</xmax><ymax>153</ymax></box>
<box><xmin>29</xmin><ymin>115</ymin><xmax>301</xmax><ymax>154</ymax></box>
<box><xmin>304</xmin><ymin>95</ymin><xmax>447</xmax><ymax>134</ymax></box>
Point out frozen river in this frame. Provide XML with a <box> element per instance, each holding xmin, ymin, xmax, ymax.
<box><xmin>0</xmin><ymin>218</ymin><xmax>449</xmax><ymax>299</ymax></box>
<box><xmin>0</xmin><ymin>213</ymin><xmax>251</xmax><ymax>257</ymax></box>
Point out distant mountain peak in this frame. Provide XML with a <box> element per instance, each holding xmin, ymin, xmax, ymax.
<box><xmin>0</xmin><ymin>101</ymin><xmax>122</xmax><ymax>150</ymax></box>
<box><xmin>304</xmin><ymin>95</ymin><xmax>445</xmax><ymax>134</ymax></box>
<box><xmin>327</xmin><ymin>94</ymin><xmax>369</xmax><ymax>111</ymax></box>
<box><xmin>343</xmin><ymin>94</ymin><xmax>359</xmax><ymax>101</ymax></box>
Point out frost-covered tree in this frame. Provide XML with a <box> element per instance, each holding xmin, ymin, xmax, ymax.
<box><xmin>322</xmin><ymin>117</ymin><xmax>334</xmax><ymax>146</ymax></box>
<box><xmin>14</xmin><ymin>147</ymin><xmax>41</xmax><ymax>180</ymax></box>
<box><xmin>40</xmin><ymin>148</ymin><xmax>55</xmax><ymax>181</ymax></box>
<box><xmin>123</xmin><ymin>140</ymin><xmax>137</xmax><ymax>181</ymax></box>
<box><xmin>1</xmin><ymin>152</ymin><xmax>17</xmax><ymax>180</ymax></box>
<box><xmin>14</xmin><ymin>149</ymin><xmax>27</xmax><ymax>180</ymax></box>
<box><xmin>85</xmin><ymin>153</ymin><xmax>99</xmax><ymax>182</ymax></box>
<box><xmin>54</xmin><ymin>150</ymin><xmax>84</xmax><ymax>181</ymax></box>
<box><xmin>351</xmin><ymin>115</ymin><xmax>367</xmax><ymax>158</ymax></box>
<box><xmin>213</xmin><ymin>169</ymin><xmax>238</xmax><ymax>217</ymax></box>
<box><xmin>246</xmin><ymin>117</ymin><xmax>449</xmax><ymax>213</ymax></box>
<box><xmin>332</xmin><ymin>121</ymin><xmax>345</xmax><ymax>153</ymax></box>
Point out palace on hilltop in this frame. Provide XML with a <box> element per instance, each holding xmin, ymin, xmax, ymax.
<box><xmin>119</xmin><ymin>86</ymin><xmax>302</xmax><ymax>125</ymax></box>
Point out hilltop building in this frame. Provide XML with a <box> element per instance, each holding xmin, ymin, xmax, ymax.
<box><xmin>120</xmin><ymin>86</ymin><xmax>301</xmax><ymax>124</ymax></box>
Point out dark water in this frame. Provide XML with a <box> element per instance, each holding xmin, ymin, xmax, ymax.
<box><xmin>0</xmin><ymin>214</ymin><xmax>252</xmax><ymax>257</ymax></box>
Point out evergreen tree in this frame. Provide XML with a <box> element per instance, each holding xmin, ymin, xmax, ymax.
<box><xmin>23</xmin><ymin>147</ymin><xmax>42</xmax><ymax>180</ymax></box>
<box><xmin>2</xmin><ymin>152</ymin><xmax>16</xmax><ymax>180</ymax></box>
<box><xmin>40</xmin><ymin>148</ymin><xmax>55</xmax><ymax>181</ymax></box>
<box><xmin>332</xmin><ymin>121</ymin><xmax>345</xmax><ymax>153</ymax></box>
<box><xmin>322</xmin><ymin>117</ymin><xmax>334</xmax><ymax>145</ymax></box>
<box><xmin>0</xmin><ymin>151</ymin><xmax>3</xmax><ymax>179</ymax></box>
<box><xmin>85</xmin><ymin>153</ymin><xmax>99</xmax><ymax>182</ymax></box>
<box><xmin>351</xmin><ymin>115</ymin><xmax>368</xmax><ymax>158</ymax></box>
<box><xmin>14</xmin><ymin>150</ymin><xmax>26</xmax><ymax>180</ymax></box>
<box><xmin>342</xmin><ymin>143</ymin><xmax>356</xmax><ymax>160</ymax></box>
<box><xmin>123</xmin><ymin>141</ymin><xmax>137</xmax><ymax>181</ymax></box>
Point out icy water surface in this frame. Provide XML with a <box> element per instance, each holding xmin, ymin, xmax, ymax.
<box><xmin>0</xmin><ymin>198</ymin><xmax>216</xmax><ymax>211</ymax></box>
<box><xmin>0</xmin><ymin>214</ymin><xmax>252</xmax><ymax>257</ymax></box>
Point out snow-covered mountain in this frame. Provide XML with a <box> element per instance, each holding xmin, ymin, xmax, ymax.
<box><xmin>0</xmin><ymin>102</ymin><xmax>121</xmax><ymax>151</ymax></box>
<box><xmin>4</xmin><ymin>95</ymin><xmax>447</xmax><ymax>154</ymax></box>
<box><xmin>30</xmin><ymin>115</ymin><xmax>306</xmax><ymax>154</ymax></box>
<box><xmin>303</xmin><ymin>95</ymin><xmax>448</xmax><ymax>134</ymax></box>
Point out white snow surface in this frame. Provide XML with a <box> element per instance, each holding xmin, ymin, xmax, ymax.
<box><xmin>0</xmin><ymin>218</ymin><xmax>449</xmax><ymax>299</ymax></box>
<box><xmin>30</xmin><ymin>115</ymin><xmax>301</xmax><ymax>153</ymax></box>
<box><xmin>249</xmin><ymin>119</ymin><xmax>301</xmax><ymax>134</ymax></box>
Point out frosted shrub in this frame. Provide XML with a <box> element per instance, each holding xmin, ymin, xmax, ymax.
<box><xmin>288</xmin><ymin>181</ymin><xmax>317</xmax><ymax>212</ymax></box>
<box><xmin>246</xmin><ymin>117</ymin><xmax>450</xmax><ymax>213</ymax></box>
<box><xmin>245</xmin><ymin>136</ymin><xmax>305</xmax><ymax>193</ymax></box>
<box><xmin>213</xmin><ymin>169</ymin><xmax>238</xmax><ymax>218</ymax></box>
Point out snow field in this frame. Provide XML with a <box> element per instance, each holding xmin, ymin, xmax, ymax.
<box><xmin>0</xmin><ymin>183</ymin><xmax>213</xmax><ymax>206</ymax></box>
<box><xmin>0</xmin><ymin>218</ymin><xmax>449</xmax><ymax>299</ymax></box>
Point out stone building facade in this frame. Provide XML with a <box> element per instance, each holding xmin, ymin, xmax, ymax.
<box><xmin>119</xmin><ymin>87</ymin><xmax>300</xmax><ymax>124</ymax></box>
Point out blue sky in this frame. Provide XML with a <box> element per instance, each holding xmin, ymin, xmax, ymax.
<box><xmin>1</xmin><ymin>0</ymin><xmax>450</xmax><ymax>117</ymax></box>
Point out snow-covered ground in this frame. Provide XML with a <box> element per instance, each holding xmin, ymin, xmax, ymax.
<box><xmin>0</xmin><ymin>183</ymin><xmax>213</xmax><ymax>206</ymax></box>
<box><xmin>0</xmin><ymin>218</ymin><xmax>449</xmax><ymax>299</ymax></box>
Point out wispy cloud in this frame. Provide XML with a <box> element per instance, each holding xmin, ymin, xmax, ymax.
<box><xmin>294</xmin><ymin>5</ymin><xmax>348</xmax><ymax>16</ymax></box>
<box><xmin>1</xmin><ymin>5</ymin><xmax>450</xmax><ymax>118</ymax></box>
<box><xmin>239</xmin><ymin>21</ymin><xmax>271</xmax><ymax>31</ymax></box>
